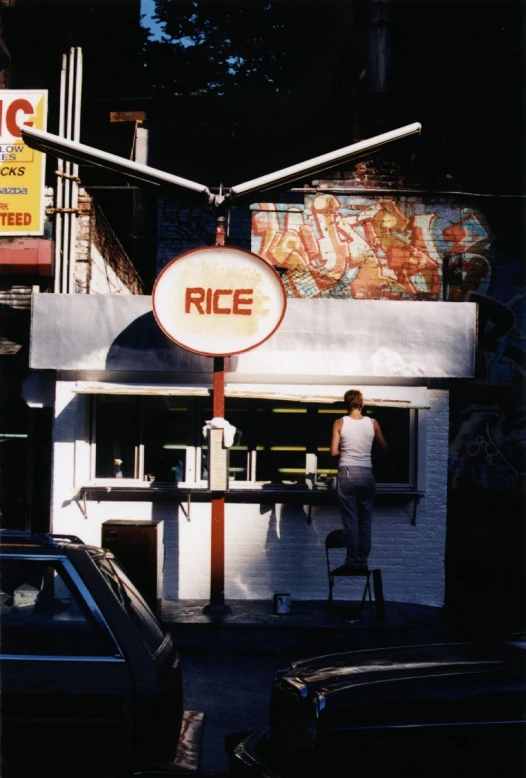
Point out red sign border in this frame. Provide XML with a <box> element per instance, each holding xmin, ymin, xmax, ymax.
<box><xmin>152</xmin><ymin>245</ymin><xmax>288</xmax><ymax>357</ymax></box>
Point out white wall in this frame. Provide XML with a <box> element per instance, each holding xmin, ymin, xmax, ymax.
<box><xmin>50</xmin><ymin>383</ymin><xmax>448</xmax><ymax>606</ymax></box>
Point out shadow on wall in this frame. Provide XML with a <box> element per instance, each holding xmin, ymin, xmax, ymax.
<box><xmin>263</xmin><ymin>502</ymin><xmax>318</xmax><ymax>598</ymax></box>
<box><xmin>105</xmin><ymin>311</ymin><xmax>214</xmax><ymax>375</ymax></box>
<box><xmin>153</xmin><ymin>503</ymin><xmax>181</xmax><ymax>602</ymax></box>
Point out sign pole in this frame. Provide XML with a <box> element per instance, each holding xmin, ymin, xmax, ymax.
<box><xmin>203</xmin><ymin>212</ymin><xmax>231</xmax><ymax>615</ymax></box>
<box><xmin>205</xmin><ymin>355</ymin><xmax>229</xmax><ymax>613</ymax></box>
<box><xmin>152</xmin><ymin>211</ymin><xmax>286</xmax><ymax>618</ymax></box>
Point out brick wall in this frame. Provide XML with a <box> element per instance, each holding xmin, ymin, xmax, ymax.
<box><xmin>74</xmin><ymin>189</ymin><xmax>143</xmax><ymax>294</ymax></box>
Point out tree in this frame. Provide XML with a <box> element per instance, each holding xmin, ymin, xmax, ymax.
<box><xmin>142</xmin><ymin>0</ymin><xmax>358</xmax><ymax>99</ymax></box>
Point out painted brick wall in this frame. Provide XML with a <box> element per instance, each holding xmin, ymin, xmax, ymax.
<box><xmin>156</xmin><ymin>197</ymin><xmax>252</xmax><ymax>275</ymax></box>
<box><xmin>74</xmin><ymin>189</ymin><xmax>143</xmax><ymax>295</ymax></box>
<box><xmin>250</xmin><ymin>193</ymin><xmax>491</xmax><ymax>302</ymax></box>
<box><xmin>50</xmin><ymin>384</ymin><xmax>448</xmax><ymax>607</ymax></box>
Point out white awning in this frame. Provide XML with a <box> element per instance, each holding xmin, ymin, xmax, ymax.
<box><xmin>30</xmin><ymin>295</ymin><xmax>477</xmax><ymax>379</ymax></box>
<box><xmin>72</xmin><ymin>381</ymin><xmax>430</xmax><ymax>408</ymax></box>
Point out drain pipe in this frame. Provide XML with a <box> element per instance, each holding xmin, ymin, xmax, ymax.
<box><xmin>54</xmin><ymin>53</ymin><xmax>66</xmax><ymax>293</ymax></box>
<box><xmin>61</xmin><ymin>47</ymin><xmax>76</xmax><ymax>292</ymax></box>
<box><xmin>67</xmin><ymin>47</ymin><xmax>82</xmax><ymax>295</ymax></box>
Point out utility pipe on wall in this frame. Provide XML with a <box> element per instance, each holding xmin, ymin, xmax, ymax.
<box><xmin>55</xmin><ymin>47</ymin><xmax>83</xmax><ymax>293</ymax></box>
<box><xmin>68</xmin><ymin>47</ymin><xmax>83</xmax><ymax>295</ymax></box>
<box><xmin>54</xmin><ymin>53</ymin><xmax>67</xmax><ymax>293</ymax></box>
<box><xmin>62</xmin><ymin>48</ymin><xmax>76</xmax><ymax>292</ymax></box>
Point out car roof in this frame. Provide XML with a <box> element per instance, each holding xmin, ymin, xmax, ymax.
<box><xmin>0</xmin><ymin>529</ymin><xmax>104</xmax><ymax>556</ymax></box>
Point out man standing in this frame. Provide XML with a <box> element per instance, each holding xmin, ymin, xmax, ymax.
<box><xmin>330</xmin><ymin>389</ymin><xmax>388</xmax><ymax>574</ymax></box>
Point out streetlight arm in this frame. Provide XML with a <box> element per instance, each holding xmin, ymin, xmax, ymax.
<box><xmin>21</xmin><ymin>125</ymin><xmax>215</xmax><ymax>205</ymax></box>
<box><xmin>22</xmin><ymin>122</ymin><xmax>422</xmax><ymax>208</ymax></box>
<box><xmin>225</xmin><ymin>122</ymin><xmax>422</xmax><ymax>203</ymax></box>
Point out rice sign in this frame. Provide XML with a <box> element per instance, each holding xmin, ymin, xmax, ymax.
<box><xmin>152</xmin><ymin>246</ymin><xmax>287</xmax><ymax>356</ymax></box>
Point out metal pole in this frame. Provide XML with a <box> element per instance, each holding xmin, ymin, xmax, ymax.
<box><xmin>54</xmin><ymin>53</ymin><xmax>67</xmax><ymax>293</ymax></box>
<box><xmin>62</xmin><ymin>48</ymin><xmax>75</xmax><ymax>292</ymax></box>
<box><xmin>203</xmin><ymin>211</ymin><xmax>231</xmax><ymax>615</ymax></box>
<box><xmin>68</xmin><ymin>47</ymin><xmax>82</xmax><ymax>295</ymax></box>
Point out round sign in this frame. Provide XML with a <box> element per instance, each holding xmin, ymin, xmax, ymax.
<box><xmin>152</xmin><ymin>246</ymin><xmax>287</xmax><ymax>356</ymax></box>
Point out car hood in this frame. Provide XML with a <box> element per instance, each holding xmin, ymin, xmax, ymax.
<box><xmin>276</xmin><ymin>641</ymin><xmax>524</xmax><ymax>704</ymax></box>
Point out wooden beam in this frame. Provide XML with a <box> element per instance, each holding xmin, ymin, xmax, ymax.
<box><xmin>109</xmin><ymin>111</ymin><xmax>146</xmax><ymax>124</ymax></box>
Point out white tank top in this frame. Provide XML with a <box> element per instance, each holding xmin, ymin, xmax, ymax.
<box><xmin>338</xmin><ymin>415</ymin><xmax>374</xmax><ymax>468</ymax></box>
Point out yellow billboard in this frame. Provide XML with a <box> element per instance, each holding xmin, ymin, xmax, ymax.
<box><xmin>0</xmin><ymin>90</ymin><xmax>48</xmax><ymax>236</ymax></box>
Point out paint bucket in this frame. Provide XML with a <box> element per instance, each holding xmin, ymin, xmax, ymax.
<box><xmin>273</xmin><ymin>593</ymin><xmax>291</xmax><ymax>615</ymax></box>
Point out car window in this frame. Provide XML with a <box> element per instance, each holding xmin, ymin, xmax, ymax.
<box><xmin>93</xmin><ymin>554</ymin><xmax>166</xmax><ymax>656</ymax></box>
<box><xmin>0</xmin><ymin>558</ymin><xmax>117</xmax><ymax>656</ymax></box>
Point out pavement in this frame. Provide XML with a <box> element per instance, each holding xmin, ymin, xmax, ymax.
<box><xmin>160</xmin><ymin>597</ymin><xmax>462</xmax><ymax>776</ymax></box>
<box><xmin>160</xmin><ymin>596</ymin><xmax>462</xmax><ymax>656</ymax></box>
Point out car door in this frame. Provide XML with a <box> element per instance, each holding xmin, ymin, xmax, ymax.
<box><xmin>0</xmin><ymin>553</ymin><xmax>135</xmax><ymax>775</ymax></box>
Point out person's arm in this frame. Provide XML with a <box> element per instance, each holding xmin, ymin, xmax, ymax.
<box><xmin>372</xmin><ymin>418</ymin><xmax>388</xmax><ymax>451</ymax></box>
<box><xmin>330</xmin><ymin>418</ymin><xmax>343</xmax><ymax>458</ymax></box>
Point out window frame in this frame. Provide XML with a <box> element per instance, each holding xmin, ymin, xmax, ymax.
<box><xmin>88</xmin><ymin>395</ymin><xmax>423</xmax><ymax>494</ymax></box>
<box><xmin>0</xmin><ymin>554</ymin><xmax>122</xmax><ymax>659</ymax></box>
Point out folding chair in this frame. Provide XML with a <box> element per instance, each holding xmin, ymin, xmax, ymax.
<box><xmin>325</xmin><ymin>529</ymin><xmax>373</xmax><ymax>614</ymax></box>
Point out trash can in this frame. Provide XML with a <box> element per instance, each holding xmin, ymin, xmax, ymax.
<box><xmin>101</xmin><ymin>520</ymin><xmax>163</xmax><ymax>612</ymax></box>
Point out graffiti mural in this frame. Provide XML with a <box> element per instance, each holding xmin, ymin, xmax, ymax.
<box><xmin>449</xmin><ymin>402</ymin><xmax>526</xmax><ymax>496</ymax></box>
<box><xmin>157</xmin><ymin>198</ymin><xmax>251</xmax><ymax>272</ymax></box>
<box><xmin>251</xmin><ymin>195</ymin><xmax>490</xmax><ymax>300</ymax></box>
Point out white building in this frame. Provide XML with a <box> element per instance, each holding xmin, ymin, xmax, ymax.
<box><xmin>26</xmin><ymin>292</ymin><xmax>476</xmax><ymax>608</ymax></box>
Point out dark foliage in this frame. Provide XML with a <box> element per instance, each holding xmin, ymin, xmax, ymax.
<box><xmin>143</xmin><ymin>0</ymin><xmax>357</xmax><ymax>98</ymax></box>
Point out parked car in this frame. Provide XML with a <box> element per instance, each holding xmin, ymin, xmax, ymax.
<box><xmin>0</xmin><ymin>530</ymin><xmax>196</xmax><ymax>777</ymax></box>
<box><xmin>228</xmin><ymin>639</ymin><xmax>526</xmax><ymax>777</ymax></box>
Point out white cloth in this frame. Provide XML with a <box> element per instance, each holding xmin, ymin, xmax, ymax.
<box><xmin>202</xmin><ymin>417</ymin><xmax>237</xmax><ymax>448</ymax></box>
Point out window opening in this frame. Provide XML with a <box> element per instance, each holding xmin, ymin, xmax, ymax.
<box><xmin>91</xmin><ymin>395</ymin><xmax>418</xmax><ymax>491</ymax></box>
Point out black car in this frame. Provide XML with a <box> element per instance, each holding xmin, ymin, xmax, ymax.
<box><xmin>0</xmin><ymin>530</ymin><xmax>201</xmax><ymax>777</ymax></box>
<box><xmin>229</xmin><ymin>640</ymin><xmax>526</xmax><ymax>777</ymax></box>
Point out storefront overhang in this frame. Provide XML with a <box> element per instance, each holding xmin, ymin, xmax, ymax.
<box><xmin>0</xmin><ymin>239</ymin><xmax>53</xmax><ymax>275</ymax></box>
<box><xmin>71</xmin><ymin>381</ymin><xmax>431</xmax><ymax>409</ymax></box>
<box><xmin>30</xmin><ymin>293</ymin><xmax>477</xmax><ymax>380</ymax></box>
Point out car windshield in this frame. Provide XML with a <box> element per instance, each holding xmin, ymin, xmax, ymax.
<box><xmin>91</xmin><ymin>552</ymin><xmax>167</xmax><ymax>656</ymax></box>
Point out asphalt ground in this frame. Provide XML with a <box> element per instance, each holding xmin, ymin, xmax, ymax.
<box><xmin>166</xmin><ymin>599</ymin><xmax>463</xmax><ymax>776</ymax></box>
<box><xmin>180</xmin><ymin>651</ymin><xmax>297</xmax><ymax>777</ymax></box>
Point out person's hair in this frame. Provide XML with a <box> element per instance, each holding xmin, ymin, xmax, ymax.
<box><xmin>344</xmin><ymin>389</ymin><xmax>364</xmax><ymax>412</ymax></box>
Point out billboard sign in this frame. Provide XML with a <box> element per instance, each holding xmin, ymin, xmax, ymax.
<box><xmin>152</xmin><ymin>246</ymin><xmax>287</xmax><ymax>356</ymax></box>
<box><xmin>0</xmin><ymin>90</ymin><xmax>48</xmax><ymax>236</ymax></box>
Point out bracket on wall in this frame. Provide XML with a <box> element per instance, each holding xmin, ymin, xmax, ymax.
<box><xmin>75</xmin><ymin>490</ymin><xmax>88</xmax><ymax>520</ymax></box>
<box><xmin>411</xmin><ymin>493</ymin><xmax>424</xmax><ymax>525</ymax></box>
<box><xmin>178</xmin><ymin>491</ymin><xmax>192</xmax><ymax>522</ymax></box>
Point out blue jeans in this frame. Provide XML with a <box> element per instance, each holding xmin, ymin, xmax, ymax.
<box><xmin>337</xmin><ymin>466</ymin><xmax>376</xmax><ymax>566</ymax></box>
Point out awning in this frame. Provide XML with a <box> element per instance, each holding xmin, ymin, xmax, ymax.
<box><xmin>71</xmin><ymin>381</ymin><xmax>430</xmax><ymax>409</ymax></box>
<box><xmin>0</xmin><ymin>239</ymin><xmax>53</xmax><ymax>276</ymax></box>
<box><xmin>30</xmin><ymin>294</ymin><xmax>477</xmax><ymax>379</ymax></box>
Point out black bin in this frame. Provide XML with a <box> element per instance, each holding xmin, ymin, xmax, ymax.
<box><xmin>101</xmin><ymin>520</ymin><xmax>162</xmax><ymax>612</ymax></box>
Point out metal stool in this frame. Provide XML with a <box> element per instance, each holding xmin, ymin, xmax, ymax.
<box><xmin>325</xmin><ymin>529</ymin><xmax>374</xmax><ymax>614</ymax></box>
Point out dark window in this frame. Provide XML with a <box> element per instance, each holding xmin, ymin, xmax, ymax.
<box><xmin>143</xmin><ymin>396</ymin><xmax>196</xmax><ymax>483</ymax></box>
<box><xmin>0</xmin><ymin>558</ymin><xmax>116</xmax><ymax>656</ymax></box>
<box><xmin>92</xmin><ymin>396</ymin><xmax>417</xmax><ymax>489</ymax></box>
<box><xmin>94</xmin><ymin>395</ymin><xmax>141</xmax><ymax>478</ymax></box>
